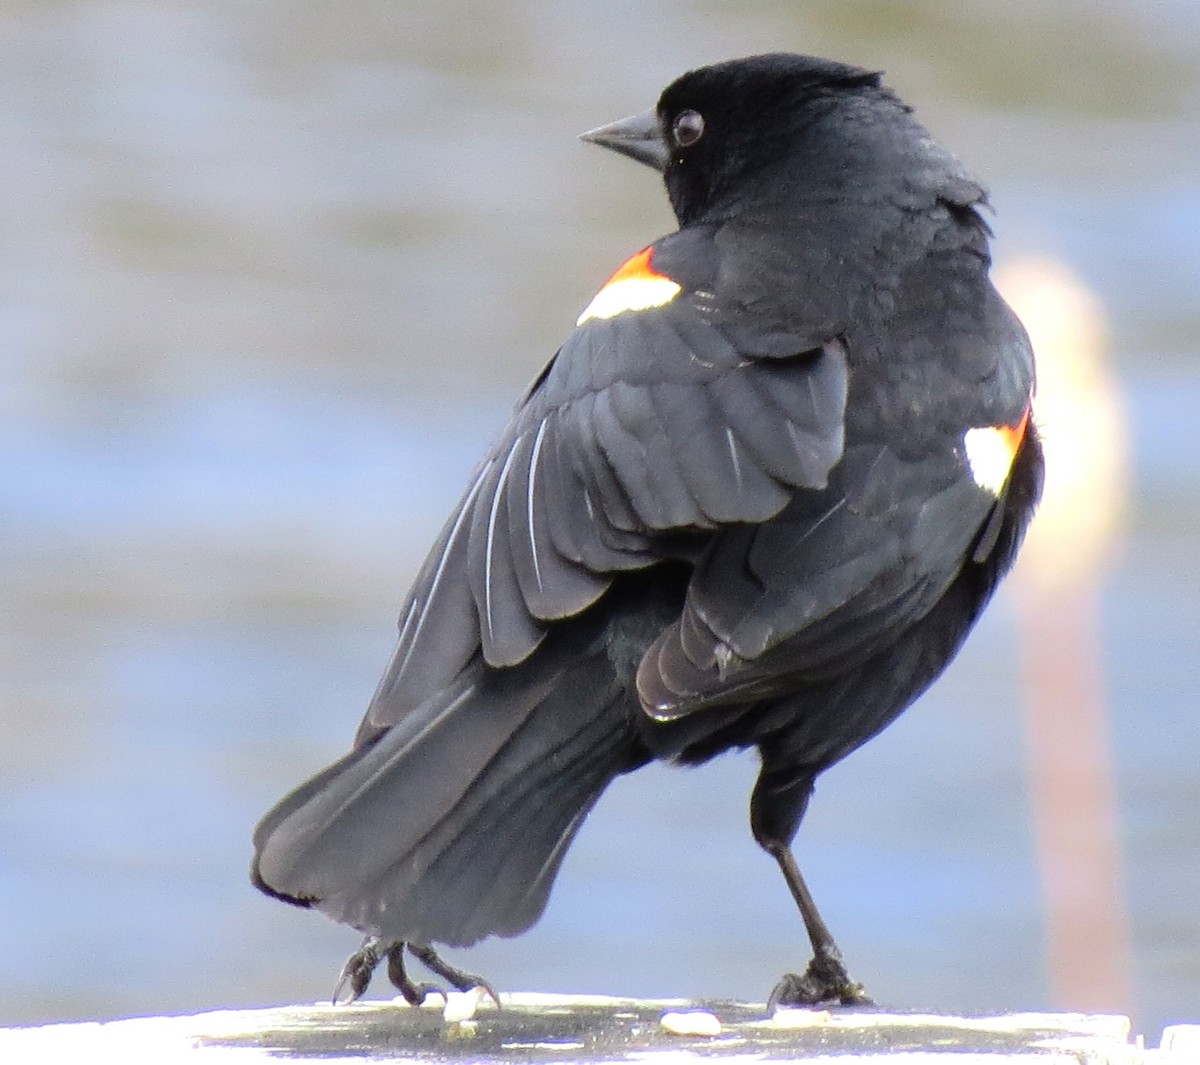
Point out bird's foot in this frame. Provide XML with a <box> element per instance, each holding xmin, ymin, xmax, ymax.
<box><xmin>408</xmin><ymin>943</ymin><xmax>501</xmax><ymax>1008</ymax></box>
<box><xmin>332</xmin><ymin>938</ymin><xmax>499</xmax><ymax>1008</ymax></box>
<box><xmin>333</xmin><ymin>936</ymin><xmax>386</xmax><ymax>1005</ymax></box>
<box><xmin>767</xmin><ymin>951</ymin><xmax>873</xmax><ymax>1010</ymax></box>
<box><xmin>386</xmin><ymin>943</ymin><xmax>447</xmax><ymax>1006</ymax></box>
<box><xmin>333</xmin><ymin>938</ymin><xmax>437</xmax><ymax>1006</ymax></box>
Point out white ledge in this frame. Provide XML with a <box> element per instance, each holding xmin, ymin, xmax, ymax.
<box><xmin>0</xmin><ymin>994</ymin><xmax>1185</xmax><ymax>1063</ymax></box>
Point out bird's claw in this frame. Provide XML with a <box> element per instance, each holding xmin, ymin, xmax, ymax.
<box><xmin>333</xmin><ymin>936</ymin><xmax>383</xmax><ymax>1005</ymax></box>
<box><xmin>332</xmin><ymin>939</ymin><xmax>500</xmax><ymax>1009</ymax></box>
<box><xmin>407</xmin><ymin>943</ymin><xmax>501</xmax><ymax>1008</ymax></box>
<box><xmin>768</xmin><ymin>952</ymin><xmax>873</xmax><ymax>1010</ymax></box>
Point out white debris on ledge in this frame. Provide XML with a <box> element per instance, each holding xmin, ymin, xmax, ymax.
<box><xmin>0</xmin><ymin>992</ymin><xmax>1190</xmax><ymax>1063</ymax></box>
<box><xmin>658</xmin><ymin>1008</ymin><xmax>723</xmax><ymax>1036</ymax></box>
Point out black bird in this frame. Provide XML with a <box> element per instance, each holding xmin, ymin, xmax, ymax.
<box><xmin>252</xmin><ymin>53</ymin><xmax>1042</xmax><ymax>1009</ymax></box>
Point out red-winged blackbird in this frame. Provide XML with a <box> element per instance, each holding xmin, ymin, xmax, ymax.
<box><xmin>252</xmin><ymin>53</ymin><xmax>1042</xmax><ymax>1008</ymax></box>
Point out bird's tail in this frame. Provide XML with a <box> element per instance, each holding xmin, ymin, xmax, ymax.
<box><xmin>251</xmin><ymin>638</ymin><xmax>643</xmax><ymax>947</ymax></box>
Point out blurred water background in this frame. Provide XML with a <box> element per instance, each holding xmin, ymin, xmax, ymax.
<box><xmin>2</xmin><ymin>0</ymin><xmax>1198</xmax><ymax>1039</ymax></box>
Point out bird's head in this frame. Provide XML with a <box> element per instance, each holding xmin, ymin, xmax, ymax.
<box><xmin>581</xmin><ymin>53</ymin><xmax>886</xmax><ymax>225</ymax></box>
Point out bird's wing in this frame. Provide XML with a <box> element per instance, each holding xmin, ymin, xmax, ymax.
<box><xmin>635</xmin><ymin>289</ymin><xmax>1037</xmax><ymax>718</ymax></box>
<box><xmin>633</xmin><ymin>445</ymin><xmax>997</xmax><ymax>716</ymax></box>
<box><xmin>362</xmin><ymin>226</ymin><xmax>849</xmax><ymax>733</ymax></box>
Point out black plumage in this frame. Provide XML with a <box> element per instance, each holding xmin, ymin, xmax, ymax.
<box><xmin>252</xmin><ymin>52</ymin><xmax>1043</xmax><ymax>1007</ymax></box>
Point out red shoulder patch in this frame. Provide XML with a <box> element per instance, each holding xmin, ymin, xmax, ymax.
<box><xmin>576</xmin><ymin>247</ymin><xmax>682</xmax><ymax>325</ymax></box>
<box><xmin>965</xmin><ymin>406</ymin><xmax>1031</xmax><ymax>495</ymax></box>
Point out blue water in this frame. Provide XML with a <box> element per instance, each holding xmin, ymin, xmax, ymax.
<box><xmin>1</xmin><ymin>0</ymin><xmax>1198</xmax><ymax>1042</ymax></box>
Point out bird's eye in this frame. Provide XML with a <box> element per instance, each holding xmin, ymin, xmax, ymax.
<box><xmin>671</xmin><ymin>110</ymin><xmax>705</xmax><ymax>149</ymax></box>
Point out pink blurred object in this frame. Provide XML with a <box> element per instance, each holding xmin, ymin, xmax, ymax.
<box><xmin>997</xmin><ymin>256</ymin><xmax>1132</xmax><ymax>1015</ymax></box>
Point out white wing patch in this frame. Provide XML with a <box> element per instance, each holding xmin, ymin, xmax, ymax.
<box><xmin>576</xmin><ymin>277</ymin><xmax>681</xmax><ymax>324</ymax></box>
<box><xmin>965</xmin><ymin>410</ymin><xmax>1030</xmax><ymax>495</ymax></box>
<box><xmin>575</xmin><ymin>246</ymin><xmax>682</xmax><ymax>325</ymax></box>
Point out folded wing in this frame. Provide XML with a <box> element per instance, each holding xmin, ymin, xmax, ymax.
<box><xmin>362</xmin><ymin>228</ymin><xmax>851</xmax><ymax>737</ymax></box>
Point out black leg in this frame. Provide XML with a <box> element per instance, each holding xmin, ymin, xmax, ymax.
<box><xmin>408</xmin><ymin>943</ymin><xmax>501</xmax><ymax>1007</ymax></box>
<box><xmin>763</xmin><ymin>842</ymin><xmax>872</xmax><ymax>1008</ymax></box>
<box><xmin>751</xmin><ymin>761</ymin><xmax>872</xmax><ymax>1008</ymax></box>
<box><xmin>386</xmin><ymin>943</ymin><xmax>442</xmax><ymax>1006</ymax></box>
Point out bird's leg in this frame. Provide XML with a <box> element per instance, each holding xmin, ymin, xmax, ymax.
<box><xmin>751</xmin><ymin>760</ymin><xmax>872</xmax><ymax>1009</ymax></box>
<box><xmin>386</xmin><ymin>943</ymin><xmax>442</xmax><ymax>1006</ymax></box>
<box><xmin>763</xmin><ymin>842</ymin><xmax>872</xmax><ymax>1008</ymax></box>
<box><xmin>408</xmin><ymin>943</ymin><xmax>501</xmax><ymax>1007</ymax></box>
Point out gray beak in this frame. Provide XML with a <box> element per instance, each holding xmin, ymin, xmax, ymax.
<box><xmin>579</xmin><ymin>108</ymin><xmax>668</xmax><ymax>173</ymax></box>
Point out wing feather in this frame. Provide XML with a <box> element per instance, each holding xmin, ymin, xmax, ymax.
<box><xmin>364</xmin><ymin>226</ymin><xmax>851</xmax><ymax>729</ymax></box>
<box><xmin>469</xmin><ymin>442</ymin><xmax>545</xmax><ymax>666</ymax></box>
<box><xmin>365</xmin><ymin>464</ymin><xmax>490</xmax><ymax>726</ymax></box>
<box><xmin>607</xmin><ymin>380</ymin><xmax>705</xmax><ymax>528</ymax></box>
<box><xmin>636</xmin><ymin>446</ymin><xmax>1002</xmax><ymax>717</ymax></box>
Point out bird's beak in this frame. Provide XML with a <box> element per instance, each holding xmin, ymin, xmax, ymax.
<box><xmin>579</xmin><ymin>108</ymin><xmax>668</xmax><ymax>173</ymax></box>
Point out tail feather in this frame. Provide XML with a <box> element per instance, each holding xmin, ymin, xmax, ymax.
<box><xmin>395</xmin><ymin>699</ymin><xmax>635</xmax><ymax>942</ymax></box>
<box><xmin>252</xmin><ymin>637</ymin><xmax>642</xmax><ymax>946</ymax></box>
